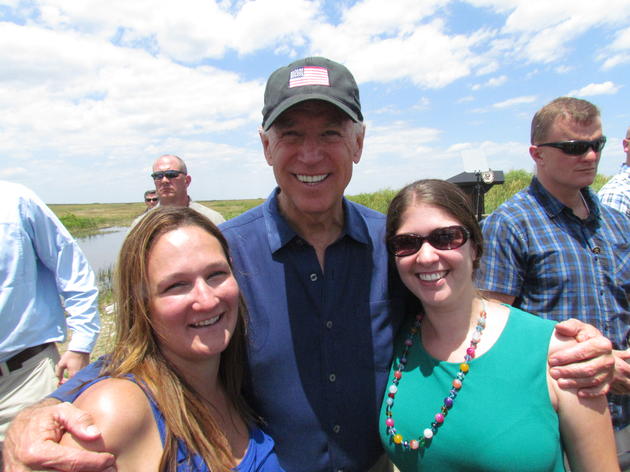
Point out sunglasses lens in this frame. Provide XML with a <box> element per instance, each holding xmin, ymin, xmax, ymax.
<box><xmin>388</xmin><ymin>234</ymin><xmax>420</xmax><ymax>257</ymax></box>
<box><xmin>548</xmin><ymin>137</ymin><xmax>607</xmax><ymax>156</ymax></box>
<box><xmin>563</xmin><ymin>142</ymin><xmax>588</xmax><ymax>155</ymax></box>
<box><xmin>594</xmin><ymin>136</ymin><xmax>606</xmax><ymax>152</ymax></box>
<box><xmin>388</xmin><ymin>226</ymin><xmax>469</xmax><ymax>256</ymax></box>
<box><xmin>152</xmin><ymin>170</ymin><xmax>182</xmax><ymax>180</ymax></box>
<box><xmin>428</xmin><ymin>226</ymin><xmax>468</xmax><ymax>250</ymax></box>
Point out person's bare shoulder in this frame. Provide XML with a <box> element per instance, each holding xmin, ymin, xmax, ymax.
<box><xmin>60</xmin><ymin>378</ymin><xmax>161</xmax><ymax>464</ymax></box>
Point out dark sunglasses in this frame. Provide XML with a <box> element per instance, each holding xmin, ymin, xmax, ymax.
<box><xmin>536</xmin><ymin>136</ymin><xmax>606</xmax><ymax>156</ymax></box>
<box><xmin>145</xmin><ymin>197</ymin><xmax>158</xmax><ymax>202</ymax></box>
<box><xmin>151</xmin><ymin>170</ymin><xmax>185</xmax><ymax>180</ymax></box>
<box><xmin>387</xmin><ymin>226</ymin><xmax>471</xmax><ymax>257</ymax></box>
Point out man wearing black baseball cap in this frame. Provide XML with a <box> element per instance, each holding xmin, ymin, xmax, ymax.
<box><xmin>225</xmin><ymin>56</ymin><xmax>403</xmax><ymax>471</ymax></box>
<box><xmin>5</xmin><ymin>57</ymin><xmax>617</xmax><ymax>472</ymax></box>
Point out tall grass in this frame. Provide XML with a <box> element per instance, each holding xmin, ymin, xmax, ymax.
<box><xmin>347</xmin><ymin>189</ymin><xmax>399</xmax><ymax>214</ymax></box>
<box><xmin>59</xmin><ymin>213</ymin><xmax>104</xmax><ymax>233</ymax></box>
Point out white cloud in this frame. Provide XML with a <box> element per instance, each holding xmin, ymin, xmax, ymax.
<box><xmin>0</xmin><ymin>167</ymin><xmax>28</xmax><ymax>177</ymax></box>
<box><xmin>492</xmin><ymin>95</ymin><xmax>537</xmax><ymax>109</ymax></box>
<box><xmin>472</xmin><ymin>74</ymin><xmax>507</xmax><ymax>90</ymax></box>
<box><xmin>599</xmin><ymin>26</ymin><xmax>630</xmax><ymax>69</ymax></box>
<box><xmin>568</xmin><ymin>81</ymin><xmax>620</xmax><ymax>97</ymax></box>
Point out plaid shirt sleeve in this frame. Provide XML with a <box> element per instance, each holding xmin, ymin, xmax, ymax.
<box><xmin>598</xmin><ymin>163</ymin><xmax>630</xmax><ymax>217</ymax></box>
<box><xmin>475</xmin><ymin>209</ymin><xmax>527</xmax><ymax>298</ymax></box>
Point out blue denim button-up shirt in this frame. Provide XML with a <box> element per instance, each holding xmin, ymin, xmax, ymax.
<box><xmin>222</xmin><ymin>188</ymin><xmax>405</xmax><ymax>472</ymax></box>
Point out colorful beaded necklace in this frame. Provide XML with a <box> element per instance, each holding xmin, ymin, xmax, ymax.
<box><xmin>384</xmin><ymin>299</ymin><xmax>487</xmax><ymax>450</ymax></box>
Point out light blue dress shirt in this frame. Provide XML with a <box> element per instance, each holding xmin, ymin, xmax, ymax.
<box><xmin>0</xmin><ymin>181</ymin><xmax>100</xmax><ymax>362</ymax></box>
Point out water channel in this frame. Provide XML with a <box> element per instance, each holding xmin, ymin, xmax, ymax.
<box><xmin>76</xmin><ymin>227</ymin><xmax>128</xmax><ymax>284</ymax></box>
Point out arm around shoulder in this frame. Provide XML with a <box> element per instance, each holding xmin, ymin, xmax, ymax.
<box><xmin>60</xmin><ymin>378</ymin><xmax>162</xmax><ymax>472</ymax></box>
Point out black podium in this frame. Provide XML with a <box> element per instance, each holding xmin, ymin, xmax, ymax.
<box><xmin>447</xmin><ymin>170</ymin><xmax>504</xmax><ymax>221</ymax></box>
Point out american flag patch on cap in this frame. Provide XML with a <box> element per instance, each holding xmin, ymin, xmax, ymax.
<box><xmin>289</xmin><ymin>66</ymin><xmax>330</xmax><ymax>88</ymax></box>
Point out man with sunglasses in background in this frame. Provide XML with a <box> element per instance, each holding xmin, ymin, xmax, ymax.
<box><xmin>476</xmin><ymin>96</ymin><xmax>630</xmax><ymax>468</ymax></box>
<box><xmin>142</xmin><ymin>189</ymin><xmax>158</xmax><ymax>211</ymax></box>
<box><xmin>599</xmin><ymin>126</ymin><xmax>630</xmax><ymax>217</ymax></box>
<box><xmin>130</xmin><ymin>154</ymin><xmax>224</xmax><ymax>229</ymax></box>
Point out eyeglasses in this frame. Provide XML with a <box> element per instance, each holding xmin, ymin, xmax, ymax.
<box><xmin>387</xmin><ymin>226</ymin><xmax>471</xmax><ymax>257</ymax></box>
<box><xmin>536</xmin><ymin>136</ymin><xmax>606</xmax><ymax>156</ymax></box>
<box><xmin>145</xmin><ymin>197</ymin><xmax>158</xmax><ymax>202</ymax></box>
<box><xmin>151</xmin><ymin>170</ymin><xmax>185</xmax><ymax>180</ymax></box>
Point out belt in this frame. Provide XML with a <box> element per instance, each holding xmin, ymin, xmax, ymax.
<box><xmin>0</xmin><ymin>343</ymin><xmax>52</xmax><ymax>376</ymax></box>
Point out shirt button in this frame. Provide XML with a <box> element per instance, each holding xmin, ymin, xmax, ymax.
<box><xmin>326</xmin><ymin>320</ymin><xmax>333</xmax><ymax>329</ymax></box>
<box><xmin>329</xmin><ymin>373</ymin><xmax>336</xmax><ymax>382</ymax></box>
<box><xmin>310</xmin><ymin>273</ymin><xmax>318</xmax><ymax>281</ymax></box>
<box><xmin>332</xmin><ymin>424</ymin><xmax>341</xmax><ymax>433</ymax></box>
<box><xmin>592</xmin><ymin>246</ymin><xmax>601</xmax><ymax>254</ymax></box>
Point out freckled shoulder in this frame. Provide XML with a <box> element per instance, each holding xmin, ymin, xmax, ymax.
<box><xmin>61</xmin><ymin>377</ymin><xmax>163</xmax><ymax>467</ymax></box>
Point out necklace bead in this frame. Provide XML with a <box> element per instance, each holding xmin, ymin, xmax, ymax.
<box><xmin>384</xmin><ymin>301</ymin><xmax>488</xmax><ymax>451</ymax></box>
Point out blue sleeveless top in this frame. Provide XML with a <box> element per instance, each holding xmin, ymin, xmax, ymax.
<box><xmin>76</xmin><ymin>375</ymin><xmax>285</xmax><ymax>471</ymax></box>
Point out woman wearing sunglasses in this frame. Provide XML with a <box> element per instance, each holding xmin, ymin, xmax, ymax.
<box><xmin>59</xmin><ymin>207</ymin><xmax>284</xmax><ymax>471</ymax></box>
<box><xmin>379</xmin><ymin>179</ymin><xmax>617</xmax><ymax>471</ymax></box>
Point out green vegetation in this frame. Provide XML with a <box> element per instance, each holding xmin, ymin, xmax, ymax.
<box><xmin>58</xmin><ymin>213</ymin><xmax>104</xmax><ymax>235</ymax></box>
<box><xmin>347</xmin><ymin>189</ymin><xmax>399</xmax><ymax>214</ymax></box>
<box><xmin>49</xmin><ymin>199</ymin><xmax>264</xmax><ymax>237</ymax></box>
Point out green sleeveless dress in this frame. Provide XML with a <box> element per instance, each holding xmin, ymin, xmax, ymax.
<box><xmin>379</xmin><ymin>306</ymin><xmax>565</xmax><ymax>471</ymax></box>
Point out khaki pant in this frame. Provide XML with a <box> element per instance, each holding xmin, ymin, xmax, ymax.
<box><xmin>0</xmin><ymin>344</ymin><xmax>60</xmax><ymax>443</ymax></box>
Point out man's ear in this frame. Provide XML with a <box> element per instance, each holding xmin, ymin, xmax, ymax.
<box><xmin>259</xmin><ymin>128</ymin><xmax>273</xmax><ymax>166</ymax></box>
<box><xmin>352</xmin><ymin>123</ymin><xmax>366</xmax><ymax>164</ymax></box>
<box><xmin>185</xmin><ymin>174</ymin><xmax>192</xmax><ymax>188</ymax></box>
<box><xmin>529</xmin><ymin>145</ymin><xmax>543</xmax><ymax>167</ymax></box>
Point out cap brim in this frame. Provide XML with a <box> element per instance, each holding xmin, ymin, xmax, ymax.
<box><xmin>263</xmin><ymin>93</ymin><xmax>361</xmax><ymax>131</ymax></box>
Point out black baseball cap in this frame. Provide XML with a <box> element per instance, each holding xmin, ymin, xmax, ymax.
<box><xmin>261</xmin><ymin>56</ymin><xmax>363</xmax><ymax>130</ymax></box>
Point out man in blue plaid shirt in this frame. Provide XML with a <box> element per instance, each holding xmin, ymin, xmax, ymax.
<box><xmin>599</xmin><ymin>126</ymin><xmax>630</xmax><ymax>217</ymax></box>
<box><xmin>476</xmin><ymin>97</ymin><xmax>630</xmax><ymax>466</ymax></box>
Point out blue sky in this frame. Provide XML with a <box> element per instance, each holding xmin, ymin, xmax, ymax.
<box><xmin>1</xmin><ymin>0</ymin><xmax>629</xmax><ymax>204</ymax></box>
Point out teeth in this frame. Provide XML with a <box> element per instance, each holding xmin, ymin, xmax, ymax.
<box><xmin>418</xmin><ymin>271</ymin><xmax>447</xmax><ymax>282</ymax></box>
<box><xmin>191</xmin><ymin>315</ymin><xmax>220</xmax><ymax>327</ymax></box>
<box><xmin>297</xmin><ymin>174</ymin><xmax>327</xmax><ymax>183</ymax></box>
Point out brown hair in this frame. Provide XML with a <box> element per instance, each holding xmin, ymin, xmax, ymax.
<box><xmin>105</xmin><ymin>207</ymin><xmax>251</xmax><ymax>471</ymax></box>
<box><xmin>530</xmin><ymin>97</ymin><xmax>600</xmax><ymax>144</ymax></box>
<box><xmin>386</xmin><ymin>179</ymin><xmax>483</xmax><ymax>270</ymax></box>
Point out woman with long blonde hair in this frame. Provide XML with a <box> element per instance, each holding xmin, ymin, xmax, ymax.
<box><xmin>60</xmin><ymin>207</ymin><xmax>283</xmax><ymax>471</ymax></box>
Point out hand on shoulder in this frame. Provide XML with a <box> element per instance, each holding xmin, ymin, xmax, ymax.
<box><xmin>60</xmin><ymin>377</ymin><xmax>162</xmax><ymax>470</ymax></box>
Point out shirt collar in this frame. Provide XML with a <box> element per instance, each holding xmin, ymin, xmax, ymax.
<box><xmin>262</xmin><ymin>187</ymin><xmax>371</xmax><ymax>253</ymax></box>
<box><xmin>530</xmin><ymin>176</ymin><xmax>601</xmax><ymax>221</ymax></box>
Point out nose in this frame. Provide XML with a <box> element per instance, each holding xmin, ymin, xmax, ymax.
<box><xmin>582</xmin><ymin>148</ymin><xmax>599</xmax><ymax>161</ymax></box>
<box><xmin>298</xmin><ymin>134</ymin><xmax>324</xmax><ymax>163</ymax></box>
<box><xmin>415</xmin><ymin>241</ymin><xmax>439</xmax><ymax>264</ymax></box>
<box><xmin>191</xmin><ymin>279</ymin><xmax>219</xmax><ymax>312</ymax></box>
